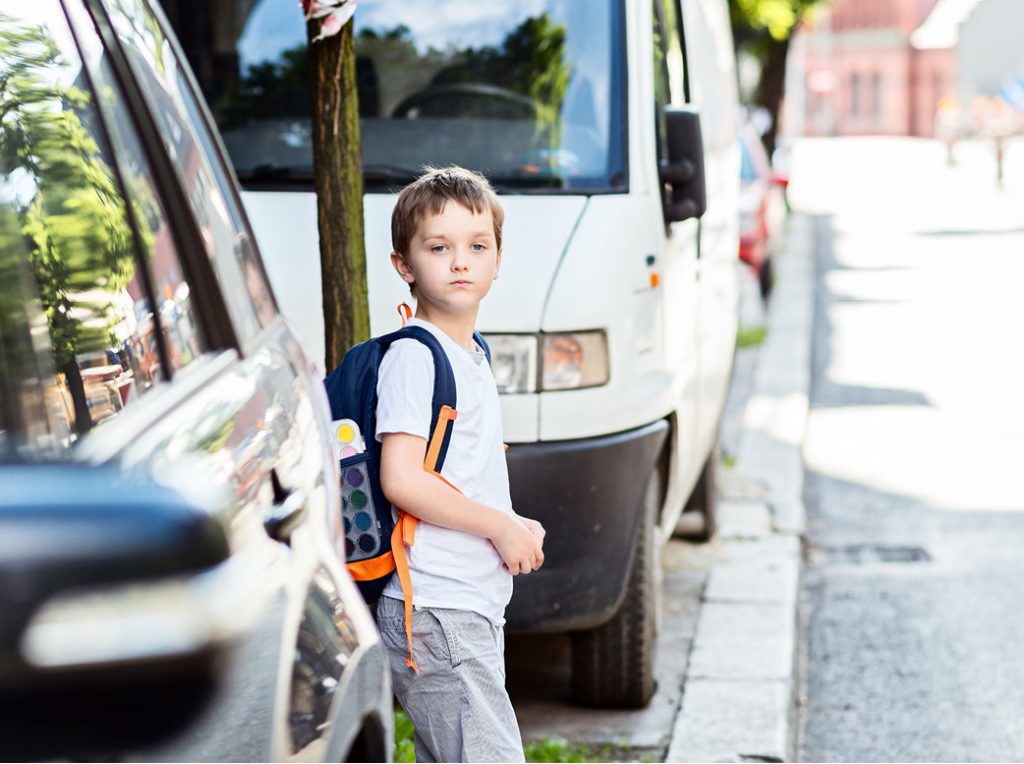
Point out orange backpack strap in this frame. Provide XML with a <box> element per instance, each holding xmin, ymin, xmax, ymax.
<box><xmin>393</xmin><ymin>403</ymin><xmax>460</xmax><ymax>672</ymax></box>
<box><xmin>390</xmin><ymin>511</ymin><xmax>419</xmax><ymax>672</ymax></box>
<box><xmin>347</xmin><ymin>552</ymin><xmax>395</xmax><ymax>581</ymax></box>
<box><xmin>424</xmin><ymin>405</ymin><xmax>457</xmax><ymax>471</ymax></box>
<box><xmin>397</xmin><ymin>302</ymin><xmax>413</xmax><ymax>327</ymax></box>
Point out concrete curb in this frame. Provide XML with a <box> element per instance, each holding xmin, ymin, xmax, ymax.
<box><xmin>665</xmin><ymin>213</ymin><xmax>816</xmax><ymax>763</ymax></box>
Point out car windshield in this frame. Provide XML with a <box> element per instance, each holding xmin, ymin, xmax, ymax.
<box><xmin>170</xmin><ymin>0</ymin><xmax>626</xmax><ymax>193</ymax></box>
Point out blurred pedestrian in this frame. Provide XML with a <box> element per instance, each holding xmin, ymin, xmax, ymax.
<box><xmin>934</xmin><ymin>95</ymin><xmax>961</xmax><ymax>166</ymax></box>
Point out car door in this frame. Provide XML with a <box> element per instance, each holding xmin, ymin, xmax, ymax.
<box><xmin>56</xmin><ymin>1</ymin><xmax>384</xmax><ymax>759</ymax></box>
<box><xmin>0</xmin><ymin>2</ymin><xmax>284</xmax><ymax>757</ymax></box>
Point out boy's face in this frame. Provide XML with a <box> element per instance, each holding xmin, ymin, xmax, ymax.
<box><xmin>392</xmin><ymin>202</ymin><xmax>501</xmax><ymax>319</ymax></box>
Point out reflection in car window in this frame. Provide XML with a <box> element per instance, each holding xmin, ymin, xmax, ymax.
<box><xmin>653</xmin><ymin>0</ymin><xmax>672</xmax><ymax>167</ymax></box>
<box><xmin>166</xmin><ymin>0</ymin><xmax>626</xmax><ymax>193</ymax></box>
<box><xmin>0</xmin><ymin>1</ymin><xmax>203</xmax><ymax>456</ymax></box>
<box><xmin>70</xmin><ymin>2</ymin><xmax>206</xmax><ymax>376</ymax></box>
<box><xmin>103</xmin><ymin>0</ymin><xmax>275</xmax><ymax>340</ymax></box>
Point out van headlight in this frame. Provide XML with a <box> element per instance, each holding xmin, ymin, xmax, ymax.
<box><xmin>485</xmin><ymin>331</ymin><xmax>609</xmax><ymax>393</ymax></box>
<box><xmin>542</xmin><ymin>331</ymin><xmax>610</xmax><ymax>390</ymax></box>
<box><xmin>487</xmin><ymin>335</ymin><xmax>538</xmax><ymax>393</ymax></box>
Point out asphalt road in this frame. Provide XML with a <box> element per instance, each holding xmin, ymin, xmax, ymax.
<box><xmin>794</xmin><ymin>137</ymin><xmax>1024</xmax><ymax>762</ymax></box>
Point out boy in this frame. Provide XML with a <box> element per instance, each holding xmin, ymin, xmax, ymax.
<box><xmin>375</xmin><ymin>166</ymin><xmax>545</xmax><ymax>763</ymax></box>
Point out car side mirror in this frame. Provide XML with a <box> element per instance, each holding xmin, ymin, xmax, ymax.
<box><xmin>0</xmin><ymin>463</ymin><xmax>232</xmax><ymax>759</ymax></box>
<box><xmin>659</xmin><ymin>107</ymin><xmax>708</xmax><ymax>223</ymax></box>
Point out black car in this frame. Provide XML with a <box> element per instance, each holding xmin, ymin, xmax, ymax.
<box><xmin>0</xmin><ymin>0</ymin><xmax>391</xmax><ymax>760</ymax></box>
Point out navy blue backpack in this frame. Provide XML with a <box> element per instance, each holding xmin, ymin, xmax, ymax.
<box><xmin>323</xmin><ymin>325</ymin><xmax>491</xmax><ymax>649</ymax></box>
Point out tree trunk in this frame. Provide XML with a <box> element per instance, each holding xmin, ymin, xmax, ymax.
<box><xmin>307</xmin><ymin>17</ymin><xmax>369</xmax><ymax>373</ymax></box>
<box><xmin>755</xmin><ymin>36</ymin><xmax>792</xmax><ymax>156</ymax></box>
<box><xmin>64</xmin><ymin>359</ymin><xmax>92</xmax><ymax>436</ymax></box>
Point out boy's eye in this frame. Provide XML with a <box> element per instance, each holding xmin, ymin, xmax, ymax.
<box><xmin>471</xmin><ymin>243</ymin><xmax>486</xmax><ymax>252</ymax></box>
<box><xmin>430</xmin><ymin>245</ymin><xmax>447</xmax><ymax>254</ymax></box>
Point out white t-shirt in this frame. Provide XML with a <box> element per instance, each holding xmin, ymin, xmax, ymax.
<box><xmin>375</xmin><ymin>318</ymin><xmax>513</xmax><ymax>624</ymax></box>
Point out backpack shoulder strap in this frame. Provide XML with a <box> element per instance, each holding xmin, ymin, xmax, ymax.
<box><xmin>381</xmin><ymin>326</ymin><xmax>458</xmax><ymax>473</ymax></box>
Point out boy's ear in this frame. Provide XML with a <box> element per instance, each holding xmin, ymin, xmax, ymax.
<box><xmin>494</xmin><ymin>248</ymin><xmax>503</xmax><ymax>280</ymax></box>
<box><xmin>391</xmin><ymin>251</ymin><xmax>415</xmax><ymax>285</ymax></box>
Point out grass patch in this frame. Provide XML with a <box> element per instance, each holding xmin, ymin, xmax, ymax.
<box><xmin>525</xmin><ymin>738</ymin><xmax>591</xmax><ymax>762</ymax></box>
<box><xmin>737</xmin><ymin>326</ymin><xmax>768</xmax><ymax>348</ymax></box>
<box><xmin>394</xmin><ymin>709</ymin><xmax>415</xmax><ymax>763</ymax></box>
<box><xmin>525</xmin><ymin>738</ymin><xmax>642</xmax><ymax>763</ymax></box>
<box><xmin>722</xmin><ymin>451</ymin><xmax>737</xmax><ymax>468</ymax></box>
<box><xmin>396</xmin><ymin>715</ymin><xmax>644</xmax><ymax>763</ymax></box>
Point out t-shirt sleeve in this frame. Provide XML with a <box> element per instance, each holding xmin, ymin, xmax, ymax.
<box><xmin>375</xmin><ymin>339</ymin><xmax>435</xmax><ymax>442</ymax></box>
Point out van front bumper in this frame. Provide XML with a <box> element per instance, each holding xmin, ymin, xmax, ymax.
<box><xmin>504</xmin><ymin>419</ymin><xmax>669</xmax><ymax>633</ymax></box>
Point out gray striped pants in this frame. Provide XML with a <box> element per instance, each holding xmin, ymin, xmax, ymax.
<box><xmin>376</xmin><ymin>596</ymin><xmax>525</xmax><ymax>763</ymax></box>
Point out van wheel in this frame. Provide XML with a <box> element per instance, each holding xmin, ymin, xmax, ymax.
<box><xmin>674</xmin><ymin>445</ymin><xmax>719</xmax><ymax>542</ymax></box>
<box><xmin>570</xmin><ymin>473</ymin><xmax>659</xmax><ymax>708</ymax></box>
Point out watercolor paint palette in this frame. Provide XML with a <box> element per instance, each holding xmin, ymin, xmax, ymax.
<box><xmin>333</xmin><ymin>419</ymin><xmax>384</xmax><ymax>563</ymax></box>
<box><xmin>333</xmin><ymin>418</ymin><xmax>365</xmax><ymax>460</ymax></box>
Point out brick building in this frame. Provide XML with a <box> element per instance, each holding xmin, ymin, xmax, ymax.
<box><xmin>800</xmin><ymin>0</ymin><xmax>955</xmax><ymax>137</ymax></box>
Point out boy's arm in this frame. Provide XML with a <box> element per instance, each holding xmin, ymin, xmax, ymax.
<box><xmin>379</xmin><ymin>432</ymin><xmax>544</xmax><ymax>575</ymax></box>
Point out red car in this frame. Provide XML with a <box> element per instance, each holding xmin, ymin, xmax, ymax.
<box><xmin>738</xmin><ymin>125</ymin><xmax>787</xmax><ymax>299</ymax></box>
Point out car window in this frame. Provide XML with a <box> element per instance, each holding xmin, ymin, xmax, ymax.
<box><xmin>661</xmin><ymin>0</ymin><xmax>689</xmax><ymax>107</ymax></box>
<box><xmin>0</xmin><ymin>0</ymin><xmax>205</xmax><ymax>457</ymax></box>
<box><xmin>101</xmin><ymin>0</ymin><xmax>277</xmax><ymax>342</ymax></box>
<box><xmin>654</xmin><ymin>0</ymin><xmax>690</xmax><ymax>204</ymax></box>
<box><xmin>70</xmin><ymin>2</ymin><xmax>210</xmax><ymax>374</ymax></box>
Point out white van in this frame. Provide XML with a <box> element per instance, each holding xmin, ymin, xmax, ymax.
<box><xmin>168</xmin><ymin>0</ymin><xmax>739</xmax><ymax>708</ymax></box>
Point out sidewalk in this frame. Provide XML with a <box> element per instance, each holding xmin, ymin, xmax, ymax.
<box><xmin>511</xmin><ymin>212</ymin><xmax>816</xmax><ymax>762</ymax></box>
<box><xmin>664</xmin><ymin>211</ymin><xmax>816</xmax><ymax>763</ymax></box>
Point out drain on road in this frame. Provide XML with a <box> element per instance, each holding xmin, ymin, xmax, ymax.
<box><xmin>810</xmin><ymin>544</ymin><xmax>931</xmax><ymax>565</ymax></box>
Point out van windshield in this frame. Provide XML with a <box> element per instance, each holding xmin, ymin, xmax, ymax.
<box><xmin>168</xmin><ymin>0</ymin><xmax>626</xmax><ymax>193</ymax></box>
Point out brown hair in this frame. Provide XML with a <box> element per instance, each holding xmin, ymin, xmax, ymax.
<box><xmin>391</xmin><ymin>165</ymin><xmax>504</xmax><ymax>258</ymax></box>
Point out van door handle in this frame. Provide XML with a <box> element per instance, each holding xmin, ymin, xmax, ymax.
<box><xmin>264</xmin><ymin>488</ymin><xmax>307</xmax><ymax>542</ymax></box>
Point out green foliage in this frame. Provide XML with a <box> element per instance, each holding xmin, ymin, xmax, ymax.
<box><xmin>219</xmin><ymin>44</ymin><xmax>311</xmax><ymax>126</ymax></box>
<box><xmin>525</xmin><ymin>738</ymin><xmax>590</xmax><ymax>763</ymax></box>
<box><xmin>729</xmin><ymin>0</ymin><xmax>826</xmax><ymax>42</ymax></box>
<box><xmin>393</xmin><ymin>708</ymin><xmax>416</xmax><ymax>763</ymax></box>
<box><xmin>524</xmin><ymin>737</ymin><xmax>638</xmax><ymax>763</ymax></box>
<box><xmin>393</xmin><ymin>717</ymin><xmax>631</xmax><ymax>763</ymax></box>
<box><xmin>429</xmin><ymin>13</ymin><xmax>570</xmax><ymax>140</ymax></box>
<box><xmin>0</xmin><ymin>16</ymin><xmax>137</xmax><ymax>368</ymax></box>
<box><xmin>737</xmin><ymin>326</ymin><xmax>768</xmax><ymax>347</ymax></box>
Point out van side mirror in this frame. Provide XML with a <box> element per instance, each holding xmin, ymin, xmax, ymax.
<box><xmin>659</xmin><ymin>107</ymin><xmax>707</xmax><ymax>223</ymax></box>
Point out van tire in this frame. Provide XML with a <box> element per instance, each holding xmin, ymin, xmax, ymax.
<box><xmin>569</xmin><ymin>473</ymin><xmax>658</xmax><ymax>708</ymax></box>
<box><xmin>674</xmin><ymin>445</ymin><xmax>719</xmax><ymax>542</ymax></box>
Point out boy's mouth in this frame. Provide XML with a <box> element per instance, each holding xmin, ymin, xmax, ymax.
<box><xmin>450</xmin><ymin>280</ymin><xmax>473</xmax><ymax>287</ymax></box>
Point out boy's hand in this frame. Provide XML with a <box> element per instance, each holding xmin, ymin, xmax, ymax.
<box><xmin>492</xmin><ymin>514</ymin><xmax>545</xmax><ymax>576</ymax></box>
<box><xmin>517</xmin><ymin>515</ymin><xmax>546</xmax><ymax>546</ymax></box>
